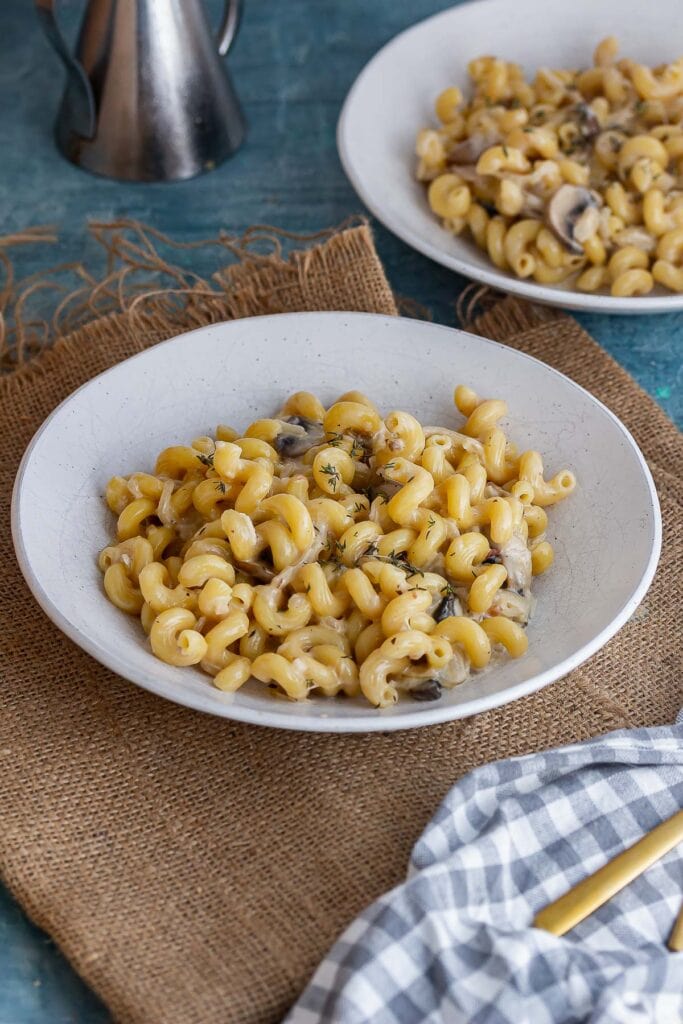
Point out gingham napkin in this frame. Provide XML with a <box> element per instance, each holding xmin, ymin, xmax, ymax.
<box><xmin>288</xmin><ymin>713</ymin><xmax>683</xmax><ymax>1024</ymax></box>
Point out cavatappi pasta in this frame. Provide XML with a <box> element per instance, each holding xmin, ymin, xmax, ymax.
<box><xmin>417</xmin><ymin>37</ymin><xmax>683</xmax><ymax>296</ymax></box>
<box><xmin>99</xmin><ymin>386</ymin><xmax>575</xmax><ymax>708</ymax></box>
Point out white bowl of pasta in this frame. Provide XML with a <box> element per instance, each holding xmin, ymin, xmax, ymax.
<box><xmin>338</xmin><ymin>0</ymin><xmax>683</xmax><ymax>312</ymax></box>
<box><xmin>12</xmin><ymin>313</ymin><xmax>660</xmax><ymax>731</ymax></box>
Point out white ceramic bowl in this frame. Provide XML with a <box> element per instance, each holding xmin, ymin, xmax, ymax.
<box><xmin>338</xmin><ymin>0</ymin><xmax>683</xmax><ymax>314</ymax></box>
<box><xmin>12</xmin><ymin>313</ymin><xmax>660</xmax><ymax>731</ymax></box>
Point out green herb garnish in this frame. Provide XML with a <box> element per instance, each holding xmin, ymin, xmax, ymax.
<box><xmin>196</xmin><ymin>440</ymin><xmax>216</xmax><ymax>469</ymax></box>
<box><xmin>326</xmin><ymin>432</ymin><xmax>364</xmax><ymax>459</ymax></box>
<box><xmin>320</xmin><ymin>463</ymin><xmax>341</xmax><ymax>491</ymax></box>
<box><xmin>369</xmin><ymin>549</ymin><xmax>425</xmax><ymax>577</ymax></box>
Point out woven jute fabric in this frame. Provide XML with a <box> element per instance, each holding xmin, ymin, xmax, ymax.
<box><xmin>0</xmin><ymin>223</ymin><xmax>681</xmax><ymax>1024</ymax></box>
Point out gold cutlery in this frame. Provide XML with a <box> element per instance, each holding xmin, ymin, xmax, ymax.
<box><xmin>668</xmin><ymin>900</ymin><xmax>683</xmax><ymax>952</ymax></box>
<box><xmin>534</xmin><ymin>810</ymin><xmax>683</xmax><ymax>937</ymax></box>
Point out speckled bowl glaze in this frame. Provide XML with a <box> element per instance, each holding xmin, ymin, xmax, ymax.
<box><xmin>12</xmin><ymin>313</ymin><xmax>660</xmax><ymax>731</ymax></box>
<box><xmin>338</xmin><ymin>0</ymin><xmax>683</xmax><ymax>314</ymax></box>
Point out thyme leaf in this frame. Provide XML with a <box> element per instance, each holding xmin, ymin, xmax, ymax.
<box><xmin>196</xmin><ymin>440</ymin><xmax>216</xmax><ymax>469</ymax></box>
<box><xmin>320</xmin><ymin>463</ymin><xmax>341</xmax><ymax>490</ymax></box>
<box><xmin>369</xmin><ymin>550</ymin><xmax>425</xmax><ymax>577</ymax></box>
<box><xmin>334</xmin><ymin>539</ymin><xmax>347</xmax><ymax>558</ymax></box>
<box><xmin>326</xmin><ymin>432</ymin><xmax>364</xmax><ymax>459</ymax></box>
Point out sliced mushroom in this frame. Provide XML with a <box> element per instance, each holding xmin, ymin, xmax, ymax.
<box><xmin>573</xmin><ymin>102</ymin><xmax>601</xmax><ymax>143</ymax></box>
<box><xmin>445</xmin><ymin>163</ymin><xmax>482</xmax><ymax>184</ymax></box>
<box><xmin>446</xmin><ymin>131</ymin><xmax>499</xmax><ymax>164</ymax></box>
<box><xmin>433</xmin><ymin>593</ymin><xmax>463</xmax><ymax>622</ymax></box>
<box><xmin>547</xmin><ymin>184</ymin><xmax>602</xmax><ymax>254</ymax></box>
<box><xmin>498</xmin><ymin>531</ymin><xmax>532</xmax><ymax>594</ymax></box>
<box><xmin>235</xmin><ymin>558</ymin><xmax>276</xmax><ymax>583</ymax></box>
<box><xmin>273</xmin><ymin>416</ymin><xmax>324</xmax><ymax>458</ymax></box>
<box><xmin>520</xmin><ymin>192</ymin><xmax>545</xmax><ymax>217</ymax></box>
<box><xmin>408</xmin><ymin>678</ymin><xmax>443</xmax><ymax>702</ymax></box>
<box><xmin>482</xmin><ymin>550</ymin><xmax>503</xmax><ymax>566</ymax></box>
<box><xmin>285</xmin><ymin>415</ymin><xmax>319</xmax><ymax>429</ymax></box>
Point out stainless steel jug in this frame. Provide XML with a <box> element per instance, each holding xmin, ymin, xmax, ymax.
<box><xmin>35</xmin><ymin>0</ymin><xmax>246</xmax><ymax>182</ymax></box>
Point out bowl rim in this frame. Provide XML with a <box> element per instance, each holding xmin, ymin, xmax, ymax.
<box><xmin>336</xmin><ymin>0</ymin><xmax>683</xmax><ymax>315</ymax></box>
<box><xmin>11</xmin><ymin>311</ymin><xmax>662</xmax><ymax>732</ymax></box>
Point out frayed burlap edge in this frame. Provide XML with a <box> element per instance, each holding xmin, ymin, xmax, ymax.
<box><xmin>0</xmin><ymin>217</ymin><xmax>397</xmax><ymax>372</ymax></box>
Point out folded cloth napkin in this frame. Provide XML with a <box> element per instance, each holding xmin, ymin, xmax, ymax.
<box><xmin>288</xmin><ymin>715</ymin><xmax>683</xmax><ymax>1024</ymax></box>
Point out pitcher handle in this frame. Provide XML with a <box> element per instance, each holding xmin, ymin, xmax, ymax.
<box><xmin>216</xmin><ymin>0</ymin><xmax>242</xmax><ymax>57</ymax></box>
<box><xmin>34</xmin><ymin>0</ymin><xmax>96</xmax><ymax>138</ymax></box>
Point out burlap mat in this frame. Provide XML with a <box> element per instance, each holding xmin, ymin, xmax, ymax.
<box><xmin>1</xmin><ymin>223</ymin><xmax>681</xmax><ymax>1024</ymax></box>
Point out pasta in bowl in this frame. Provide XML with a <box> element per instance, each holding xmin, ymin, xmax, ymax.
<box><xmin>99</xmin><ymin>384</ymin><xmax>574</xmax><ymax>708</ymax></box>
<box><xmin>417</xmin><ymin>37</ymin><xmax>683</xmax><ymax>298</ymax></box>
<box><xmin>12</xmin><ymin>313</ymin><xmax>660</xmax><ymax>731</ymax></box>
<box><xmin>337</xmin><ymin>0</ymin><xmax>683</xmax><ymax>312</ymax></box>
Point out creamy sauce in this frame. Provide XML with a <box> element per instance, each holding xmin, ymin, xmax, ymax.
<box><xmin>270</xmin><ymin>529</ymin><xmax>329</xmax><ymax>592</ymax></box>
<box><xmin>499</xmin><ymin>530</ymin><xmax>532</xmax><ymax>593</ymax></box>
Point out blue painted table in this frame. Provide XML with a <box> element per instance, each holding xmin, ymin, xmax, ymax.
<box><xmin>0</xmin><ymin>1</ymin><xmax>680</xmax><ymax>1020</ymax></box>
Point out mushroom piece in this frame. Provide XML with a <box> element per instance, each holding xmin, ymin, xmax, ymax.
<box><xmin>573</xmin><ymin>102</ymin><xmax>601</xmax><ymax>143</ymax></box>
<box><xmin>498</xmin><ymin>531</ymin><xmax>532</xmax><ymax>594</ymax></box>
<box><xmin>446</xmin><ymin>131</ymin><xmax>499</xmax><ymax>165</ymax></box>
<box><xmin>408</xmin><ymin>678</ymin><xmax>443</xmax><ymax>702</ymax></box>
<box><xmin>235</xmin><ymin>558</ymin><xmax>276</xmax><ymax>583</ymax></box>
<box><xmin>546</xmin><ymin>184</ymin><xmax>602</xmax><ymax>255</ymax></box>
<box><xmin>443</xmin><ymin>163</ymin><xmax>481</xmax><ymax>184</ymax></box>
<box><xmin>520</xmin><ymin>192</ymin><xmax>545</xmax><ymax>217</ymax></box>
<box><xmin>433</xmin><ymin>593</ymin><xmax>463</xmax><ymax>622</ymax></box>
<box><xmin>273</xmin><ymin>416</ymin><xmax>325</xmax><ymax>458</ymax></box>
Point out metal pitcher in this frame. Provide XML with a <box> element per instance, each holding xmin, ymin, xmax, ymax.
<box><xmin>35</xmin><ymin>0</ymin><xmax>246</xmax><ymax>182</ymax></box>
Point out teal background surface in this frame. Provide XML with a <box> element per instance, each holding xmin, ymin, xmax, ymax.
<box><xmin>0</xmin><ymin>1</ymin><xmax>680</xmax><ymax>1020</ymax></box>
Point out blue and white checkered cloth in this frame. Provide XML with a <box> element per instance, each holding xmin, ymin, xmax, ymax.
<box><xmin>288</xmin><ymin>713</ymin><xmax>683</xmax><ymax>1023</ymax></box>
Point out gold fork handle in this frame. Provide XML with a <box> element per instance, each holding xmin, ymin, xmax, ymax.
<box><xmin>669</xmin><ymin>900</ymin><xmax>683</xmax><ymax>952</ymax></box>
<box><xmin>534</xmin><ymin>810</ymin><xmax>683</xmax><ymax>937</ymax></box>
